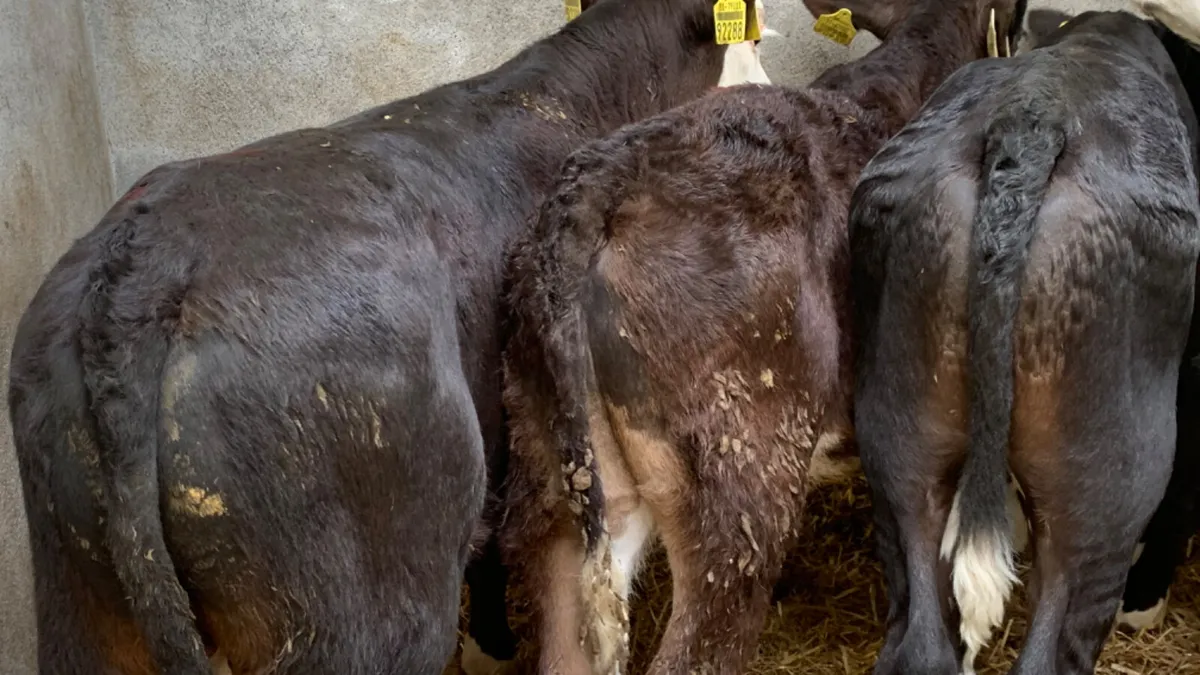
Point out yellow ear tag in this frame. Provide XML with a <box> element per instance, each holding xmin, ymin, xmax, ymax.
<box><xmin>814</xmin><ymin>8</ymin><xmax>857</xmax><ymax>46</ymax></box>
<box><xmin>1059</xmin><ymin>20</ymin><xmax>1069</xmax><ymax>28</ymax></box>
<box><xmin>987</xmin><ymin>8</ymin><xmax>999</xmax><ymax>58</ymax></box>
<box><xmin>745</xmin><ymin>1</ymin><xmax>762</xmax><ymax>41</ymax></box>
<box><xmin>714</xmin><ymin>0</ymin><xmax>748</xmax><ymax>45</ymax></box>
<box><xmin>564</xmin><ymin>0</ymin><xmax>581</xmax><ymax>22</ymax></box>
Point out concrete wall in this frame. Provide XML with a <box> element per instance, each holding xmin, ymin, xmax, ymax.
<box><xmin>0</xmin><ymin>0</ymin><xmax>1135</xmax><ymax>672</ymax></box>
<box><xmin>0</xmin><ymin>0</ymin><xmax>114</xmax><ymax>673</ymax></box>
<box><xmin>86</xmin><ymin>0</ymin><xmax>570</xmax><ymax>192</ymax></box>
<box><xmin>86</xmin><ymin>0</ymin><xmax>1132</xmax><ymax>194</ymax></box>
<box><xmin>84</xmin><ymin>0</ymin><xmax>886</xmax><ymax>193</ymax></box>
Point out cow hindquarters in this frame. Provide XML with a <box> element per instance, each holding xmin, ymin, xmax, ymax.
<box><xmin>1118</xmin><ymin>353</ymin><xmax>1200</xmax><ymax>631</ymax></box>
<box><xmin>21</xmin><ymin>473</ymin><xmax>149</xmax><ymax>674</ymax></box>
<box><xmin>1010</xmin><ymin>389</ymin><xmax>1175</xmax><ymax>675</ymax></box>
<box><xmin>609</xmin><ymin>411</ymin><xmax>794</xmax><ymax>675</ymax></box>
<box><xmin>500</xmin><ymin>369</ymin><xmax>655</xmax><ymax>674</ymax></box>
<box><xmin>857</xmin><ymin>404</ymin><xmax>961</xmax><ymax>675</ymax></box>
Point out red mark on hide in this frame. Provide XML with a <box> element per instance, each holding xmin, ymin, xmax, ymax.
<box><xmin>119</xmin><ymin>182</ymin><xmax>148</xmax><ymax>203</ymax></box>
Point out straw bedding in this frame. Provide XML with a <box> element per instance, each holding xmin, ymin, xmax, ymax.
<box><xmin>447</xmin><ymin>476</ymin><xmax>1200</xmax><ymax>675</ymax></box>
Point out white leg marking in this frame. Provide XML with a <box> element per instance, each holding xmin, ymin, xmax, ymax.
<box><xmin>461</xmin><ymin>636</ymin><xmax>511</xmax><ymax>675</ymax></box>
<box><xmin>1116</xmin><ymin>593</ymin><xmax>1169</xmax><ymax>631</ymax></box>
<box><xmin>940</xmin><ymin>491</ymin><xmax>1018</xmax><ymax>675</ymax></box>
<box><xmin>611</xmin><ymin>503</ymin><xmax>655</xmax><ymax>600</ymax></box>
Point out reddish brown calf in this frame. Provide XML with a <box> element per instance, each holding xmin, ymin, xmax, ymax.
<box><xmin>499</xmin><ymin>0</ymin><xmax>1027</xmax><ymax>673</ymax></box>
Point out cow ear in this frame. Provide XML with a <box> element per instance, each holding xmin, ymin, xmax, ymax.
<box><xmin>1023</xmin><ymin>8</ymin><xmax>1072</xmax><ymax>49</ymax></box>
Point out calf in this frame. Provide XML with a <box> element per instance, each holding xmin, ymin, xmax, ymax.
<box><xmin>849</xmin><ymin>9</ymin><xmax>1200</xmax><ymax>675</ymax></box>
<box><xmin>498</xmin><ymin>0</ymin><xmax>1026</xmax><ymax>672</ymax></box>
<box><xmin>6</xmin><ymin>1</ymin><xmax>772</xmax><ymax>673</ymax></box>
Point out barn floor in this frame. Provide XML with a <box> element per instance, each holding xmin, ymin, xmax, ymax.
<box><xmin>447</xmin><ymin>477</ymin><xmax>1200</xmax><ymax>675</ymax></box>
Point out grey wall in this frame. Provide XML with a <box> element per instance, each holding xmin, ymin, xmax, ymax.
<box><xmin>85</xmin><ymin>0</ymin><xmax>1132</xmax><ymax>194</ymax></box>
<box><xmin>0</xmin><ymin>0</ymin><xmax>114</xmax><ymax>673</ymax></box>
<box><xmin>86</xmin><ymin>0</ymin><xmax>570</xmax><ymax>192</ymax></box>
<box><xmin>83</xmin><ymin>0</ymin><xmax>890</xmax><ymax>193</ymax></box>
<box><xmin>0</xmin><ymin>0</ymin><xmax>1136</xmax><ymax>672</ymax></box>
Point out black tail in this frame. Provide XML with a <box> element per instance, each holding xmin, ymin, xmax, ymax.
<box><xmin>77</xmin><ymin>219</ymin><xmax>210</xmax><ymax>674</ymax></box>
<box><xmin>506</xmin><ymin>132</ymin><xmax>650</xmax><ymax>670</ymax></box>
<box><xmin>943</xmin><ymin>103</ymin><xmax>1066</xmax><ymax>663</ymax></box>
<box><xmin>510</xmin><ymin>136</ymin><xmax>643</xmax><ymax>557</ymax></box>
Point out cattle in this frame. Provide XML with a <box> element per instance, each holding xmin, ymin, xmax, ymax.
<box><xmin>5</xmin><ymin>1</ymin><xmax>773</xmax><ymax>673</ymax></box>
<box><xmin>1022</xmin><ymin>8</ymin><xmax>1200</xmax><ymax>634</ymax></box>
<box><xmin>848</xmin><ymin>9</ymin><xmax>1200</xmax><ymax>675</ymax></box>
<box><xmin>496</xmin><ymin>0</ymin><xmax>1027</xmax><ymax>672</ymax></box>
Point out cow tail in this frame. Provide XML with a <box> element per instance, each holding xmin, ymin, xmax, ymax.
<box><xmin>77</xmin><ymin>219</ymin><xmax>210</xmax><ymax>674</ymax></box>
<box><xmin>940</xmin><ymin>109</ymin><xmax>1066</xmax><ymax>671</ymax></box>
<box><xmin>511</xmin><ymin>140</ymin><xmax>641</xmax><ymax>672</ymax></box>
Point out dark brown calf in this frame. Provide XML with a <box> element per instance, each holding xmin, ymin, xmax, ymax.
<box><xmin>498</xmin><ymin>0</ymin><xmax>1026</xmax><ymax>672</ymax></box>
<box><xmin>6</xmin><ymin>1</ymin><xmax>768</xmax><ymax>674</ymax></box>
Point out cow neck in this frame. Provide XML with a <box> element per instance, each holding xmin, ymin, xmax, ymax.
<box><xmin>492</xmin><ymin>0</ymin><xmax>722</xmax><ymax>136</ymax></box>
<box><xmin>810</xmin><ymin>5</ymin><xmax>995</xmax><ymax>138</ymax></box>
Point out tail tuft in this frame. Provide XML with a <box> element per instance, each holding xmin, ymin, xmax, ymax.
<box><xmin>941</xmin><ymin>493</ymin><xmax>1019</xmax><ymax>671</ymax></box>
<box><xmin>579</xmin><ymin>536</ymin><xmax>630</xmax><ymax>673</ymax></box>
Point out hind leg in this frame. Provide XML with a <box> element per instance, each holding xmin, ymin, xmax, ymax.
<box><xmin>499</xmin><ymin>384</ymin><xmax>654</xmax><ymax>675</ymax></box>
<box><xmin>1116</xmin><ymin>462</ymin><xmax>1196</xmax><ymax>631</ymax></box>
<box><xmin>860</xmin><ymin>431</ymin><xmax>960</xmax><ymax>675</ymax></box>
<box><xmin>27</xmin><ymin>526</ymin><xmax>154</xmax><ymax>675</ymax></box>
<box><xmin>869</xmin><ymin>496</ymin><xmax>912</xmax><ymax>675</ymax></box>
<box><xmin>612</xmin><ymin>419</ymin><xmax>792</xmax><ymax>675</ymax></box>
<box><xmin>1118</xmin><ymin>360</ymin><xmax>1200</xmax><ymax>630</ymax></box>
<box><xmin>1012</xmin><ymin>429</ymin><xmax>1173</xmax><ymax>675</ymax></box>
<box><xmin>12</xmin><ymin>392</ymin><xmax>157</xmax><ymax>675</ymax></box>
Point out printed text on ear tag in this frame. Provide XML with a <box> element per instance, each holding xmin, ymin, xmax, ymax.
<box><xmin>814</xmin><ymin>9</ymin><xmax>856</xmax><ymax>46</ymax></box>
<box><xmin>714</xmin><ymin>0</ymin><xmax>749</xmax><ymax>45</ymax></box>
<box><xmin>564</xmin><ymin>0</ymin><xmax>581</xmax><ymax>22</ymax></box>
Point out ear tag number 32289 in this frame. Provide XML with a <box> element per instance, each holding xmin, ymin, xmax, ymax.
<box><xmin>564</xmin><ymin>0</ymin><xmax>581</xmax><ymax>22</ymax></box>
<box><xmin>714</xmin><ymin>0</ymin><xmax>748</xmax><ymax>45</ymax></box>
<box><xmin>814</xmin><ymin>8</ymin><xmax>856</xmax><ymax>46</ymax></box>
